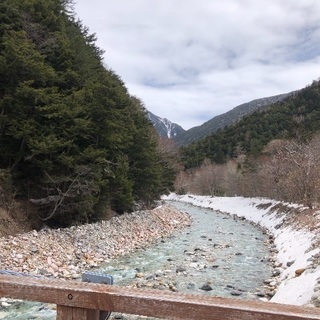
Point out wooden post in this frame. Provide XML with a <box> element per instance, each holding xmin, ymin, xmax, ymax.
<box><xmin>56</xmin><ymin>306</ymin><xmax>99</xmax><ymax>320</ymax></box>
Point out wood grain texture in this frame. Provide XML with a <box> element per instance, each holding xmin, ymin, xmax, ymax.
<box><xmin>57</xmin><ymin>306</ymin><xmax>99</xmax><ymax>320</ymax></box>
<box><xmin>0</xmin><ymin>274</ymin><xmax>319</xmax><ymax>320</ymax></box>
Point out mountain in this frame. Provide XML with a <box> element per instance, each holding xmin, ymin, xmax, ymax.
<box><xmin>181</xmin><ymin>80</ymin><xmax>320</xmax><ymax>169</ymax></box>
<box><xmin>147</xmin><ymin>111</ymin><xmax>185</xmax><ymax>139</ymax></box>
<box><xmin>174</xmin><ymin>92</ymin><xmax>295</xmax><ymax>145</ymax></box>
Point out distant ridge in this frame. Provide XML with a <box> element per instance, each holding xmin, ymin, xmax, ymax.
<box><xmin>147</xmin><ymin>91</ymin><xmax>296</xmax><ymax>145</ymax></box>
<box><xmin>173</xmin><ymin>92</ymin><xmax>295</xmax><ymax>145</ymax></box>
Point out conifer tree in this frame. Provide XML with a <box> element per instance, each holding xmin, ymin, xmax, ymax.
<box><xmin>0</xmin><ymin>0</ymin><xmax>175</xmax><ymax>226</ymax></box>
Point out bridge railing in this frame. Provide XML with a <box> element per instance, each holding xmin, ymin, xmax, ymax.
<box><xmin>0</xmin><ymin>274</ymin><xmax>319</xmax><ymax>320</ymax></box>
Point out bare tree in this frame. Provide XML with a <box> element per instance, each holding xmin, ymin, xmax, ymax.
<box><xmin>220</xmin><ymin>160</ymin><xmax>241</xmax><ymax>196</ymax></box>
<box><xmin>176</xmin><ymin>134</ymin><xmax>320</xmax><ymax>208</ymax></box>
<box><xmin>174</xmin><ymin>169</ymin><xmax>190</xmax><ymax>195</ymax></box>
<box><xmin>266</xmin><ymin>136</ymin><xmax>320</xmax><ymax>208</ymax></box>
<box><xmin>188</xmin><ymin>159</ymin><xmax>225</xmax><ymax>196</ymax></box>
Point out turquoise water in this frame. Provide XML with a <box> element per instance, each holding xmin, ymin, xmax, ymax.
<box><xmin>99</xmin><ymin>201</ymin><xmax>272</xmax><ymax>298</ymax></box>
<box><xmin>1</xmin><ymin>201</ymin><xmax>273</xmax><ymax>319</ymax></box>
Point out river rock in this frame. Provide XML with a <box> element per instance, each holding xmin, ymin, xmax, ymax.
<box><xmin>295</xmin><ymin>268</ymin><xmax>306</xmax><ymax>276</ymax></box>
<box><xmin>313</xmin><ymin>295</ymin><xmax>320</xmax><ymax>307</ymax></box>
<box><xmin>1</xmin><ymin>301</ymin><xmax>11</xmax><ymax>308</ymax></box>
<box><xmin>263</xmin><ymin>278</ymin><xmax>273</xmax><ymax>284</ymax></box>
<box><xmin>272</xmin><ymin>269</ymin><xmax>281</xmax><ymax>277</ymax></box>
<box><xmin>189</xmin><ymin>262</ymin><xmax>198</xmax><ymax>268</ymax></box>
<box><xmin>266</xmin><ymin>290</ymin><xmax>275</xmax><ymax>297</ymax></box>
<box><xmin>176</xmin><ymin>265</ymin><xmax>186</xmax><ymax>273</ymax></box>
<box><xmin>269</xmin><ymin>281</ymin><xmax>277</xmax><ymax>287</ymax></box>
<box><xmin>286</xmin><ymin>260</ymin><xmax>295</xmax><ymax>267</ymax></box>
<box><xmin>256</xmin><ymin>291</ymin><xmax>266</xmax><ymax>297</ymax></box>
<box><xmin>187</xmin><ymin>283</ymin><xmax>195</xmax><ymax>289</ymax></box>
<box><xmin>200</xmin><ymin>283</ymin><xmax>213</xmax><ymax>291</ymax></box>
<box><xmin>226</xmin><ymin>284</ymin><xmax>235</xmax><ymax>289</ymax></box>
<box><xmin>313</xmin><ymin>286</ymin><xmax>320</xmax><ymax>292</ymax></box>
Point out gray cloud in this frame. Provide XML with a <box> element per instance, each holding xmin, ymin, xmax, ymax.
<box><xmin>74</xmin><ymin>0</ymin><xmax>320</xmax><ymax>129</ymax></box>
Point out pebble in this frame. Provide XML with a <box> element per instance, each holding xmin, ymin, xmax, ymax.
<box><xmin>272</xmin><ymin>269</ymin><xmax>281</xmax><ymax>277</ymax></box>
<box><xmin>295</xmin><ymin>268</ymin><xmax>306</xmax><ymax>276</ymax></box>
<box><xmin>176</xmin><ymin>265</ymin><xmax>187</xmax><ymax>273</ymax></box>
<box><xmin>200</xmin><ymin>283</ymin><xmax>213</xmax><ymax>291</ymax></box>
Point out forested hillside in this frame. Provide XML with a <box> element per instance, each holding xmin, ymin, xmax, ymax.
<box><xmin>177</xmin><ymin>80</ymin><xmax>320</xmax><ymax>208</ymax></box>
<box><xmin>174</xmin><ymin>92</ymin><xmax>293</xmax><ymax>146</ymax></box>
<box><xmin>0</xmin><ymin>0</ymin><xmax>175</xmax><ymax>227</ymax></box>
<box><xmin>181</xmin><ymin>80</ymin><xmax>320</xmax><ymax>168</ymax></box>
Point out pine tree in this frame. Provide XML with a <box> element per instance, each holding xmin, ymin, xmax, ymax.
<box><xmin>0</xmin><ymin>0</ymin><xmax>175</xmax><ymax>226</ymax></box>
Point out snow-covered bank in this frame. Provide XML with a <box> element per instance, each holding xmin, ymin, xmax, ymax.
<box><xmin>163</xmin><ymin>193</ymin><xmax>320</xmax><ymax>306</ymax></box>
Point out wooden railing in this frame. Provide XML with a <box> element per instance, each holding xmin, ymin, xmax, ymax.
<box><xmin>0</xmin><ymin>274</ymin><xmax>320</xmax><ymax>319</ymax></box>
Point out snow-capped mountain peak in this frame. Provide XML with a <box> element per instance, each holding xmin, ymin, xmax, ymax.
<box><xmin>147</xmin><ymin>111</ymin><xmax>185</xmax><ymax>139</ymax></box>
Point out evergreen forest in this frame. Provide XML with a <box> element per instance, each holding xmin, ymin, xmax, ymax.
<box><xmin>2</xmin><ymin>0</ymin><xmax>320</xmax><ymax>229</ymax></box>
<box><xmin>0</xmin><ymin>0</ymin><xmax>175</xmax><ymax>226</ymax></box>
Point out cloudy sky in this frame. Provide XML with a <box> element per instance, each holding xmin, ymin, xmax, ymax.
<box><xmin>73</xmin><ymin>0</ymin><xmax>320</xmax><ymax>130</ymax></box>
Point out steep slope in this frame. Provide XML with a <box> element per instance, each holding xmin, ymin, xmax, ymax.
<box><xmin>0</xmin><ymin>0</ymin><xmax>175</xmax><ymax>226</ymax></box>
<box><xmin>147</xmin><ymin>111</ymin><xmax>185</xmax><ymax>139</ymax></box>
<box><xmin>175</xmin><ymin>92</ymin><xmax>295</xmax><ymax>145</ymax></box>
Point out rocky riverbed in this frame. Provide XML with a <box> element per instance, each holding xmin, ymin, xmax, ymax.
<box><xmin>99</xmin><ymin>202</ymin><xmax>277</xmax><ymax>299</ymax></box>
<box><xmin>0</xmin><ymin>205</ymin><xmax>191</xmax><ymax>280</ymax></box>
<box><xmin>0</xmin><ymin>202</ymin><xmax>279</xmax><ymax>320</ymax></box>
<box><xmin>0</xmin><ymin>204</ymin><xmax>193</xmax><ymax>319</ymax></box>
<box><xmin>102</xmin><ymin>201</ymin><xmax>279</xmax><ymax>320</ymax></box>
<box><xmin>165</xmin><ymin>194</ymin><xmax>320</xmax><ymax>308</ymax></box>
<box><xmin>1</xmin><ymin>199</ymin><xmax>312</xmax><ymax>320</ymax></box>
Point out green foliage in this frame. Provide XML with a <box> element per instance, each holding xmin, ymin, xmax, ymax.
<box><xmin>127</xmin><ymin>97</ymin><xmax>163</xmax><ymax>207</ymax></box>
<box><xmin>181</xmin><ymin>80</ymin><xmax>320</xmax><ymax>168</ymax></box>
<box><xmin>0</xmin><ymin>0</ymin><xmax>174</xmax><ymax>226</ymax></box>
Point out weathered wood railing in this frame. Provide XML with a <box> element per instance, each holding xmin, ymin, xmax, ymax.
<box><xmin>0</xmin><ymin>274</ymin><xmax>320</xmax><ymax>320</ymax></box>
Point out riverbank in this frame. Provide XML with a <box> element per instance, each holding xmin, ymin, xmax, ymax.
<box><xmin>163</xmin><ymin>194</ymin><xmax>320</xmax><ymax>307</ymax></box>
<box><xmin>1</xmin><ymin>195</ymin><xmax>319</xmax><ymax>318</ymax></box>
<box><xmin>0</xmin><ymin>199</ymin><xmax>279</xmax><ymax>320</ymax></box>
<box><xmin>0</xmin><ymin>205</ymin><xmax>191</xmax><ymax>280</ymax></box>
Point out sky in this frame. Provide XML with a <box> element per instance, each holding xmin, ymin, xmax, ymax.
<box><xmin>73</xmin><ymin>0</ymin><xmax>320</xmax><ymax>130</ymax></box>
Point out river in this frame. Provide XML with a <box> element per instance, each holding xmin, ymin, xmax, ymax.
<box><xmin>1</xmin><ymin>201</ymin><xmax>273</xmax><ymax>319</ymax></box>
<box><xmin>100</xmin><ymin>201</ymin><xmax>273</xmax><ymax>297</ymax></box>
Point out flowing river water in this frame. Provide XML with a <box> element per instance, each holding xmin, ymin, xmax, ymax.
<box><xmin>100</xmin><ymin>202</ymin><xmax>273</xmax><ymax>297</ymax></box>
<box><xmin>1</xmin><ymin>201</ymin><xmax>273</xmax><ymax>319</ymax></box>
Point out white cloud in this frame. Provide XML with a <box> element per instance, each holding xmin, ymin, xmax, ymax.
<box><xmin>74</xmin><ymin>0</ymin><xmax>320</xmax><ymax>129</ymax></box>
